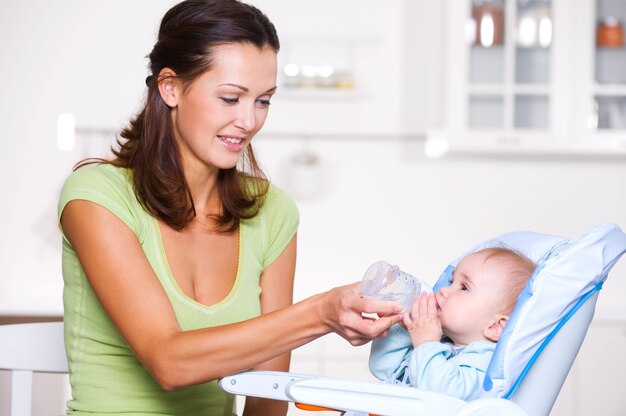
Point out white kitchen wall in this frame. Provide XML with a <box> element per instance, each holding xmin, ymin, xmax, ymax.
<box><xmin>1</xmin><ymin>0</ymin><xmax>625</xmax><ymax>415</ymax></box>
<box><xmin>0</xmin><ymin>0</ymin><xmax>179</xmax><ymax>305</ymax></box>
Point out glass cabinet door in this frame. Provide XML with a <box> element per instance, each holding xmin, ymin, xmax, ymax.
<box><xmin>593</xmin><ymin>0</ymin><xmax>626</xmax><ymax>130</ymax></box>
<box><xmin>466</xmin><ymin>0</ymin><xmax>552</xmax><ymax>130</ymax></box>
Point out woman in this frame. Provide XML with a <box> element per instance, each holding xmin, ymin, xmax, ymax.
<box><xmin>58</xmin><ymin>0</ymin><xmax>402</xmax><ymax>415</ymax></box>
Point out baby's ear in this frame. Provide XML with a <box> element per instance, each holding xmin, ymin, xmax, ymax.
<box><xmin>484</xmin><ymin>315</ymin><xmax>509</xmax><ymax>342</ymax></box>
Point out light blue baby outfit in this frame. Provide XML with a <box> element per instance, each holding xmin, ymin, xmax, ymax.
<box><xmin>369</xmin><ymin>324</ymin><xmax>495</xmax><ymax>401</ymax></box>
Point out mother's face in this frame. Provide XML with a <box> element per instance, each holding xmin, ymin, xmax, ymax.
<box><xmin>161</xmin><ymin>43</ymin><xmax>278</xmax><ymax>174</ymax></box>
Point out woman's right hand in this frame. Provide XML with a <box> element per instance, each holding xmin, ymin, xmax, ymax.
<box><xmin>317</xmin><ymin>282</ymin><xmax>404</xmax><ymax>346</ymax></box>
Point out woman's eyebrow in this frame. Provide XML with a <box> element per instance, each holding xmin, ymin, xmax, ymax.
<box><xmin>219</xmin><ymin>83</ymin><xmax>248</xmax><ymax>91</ymax></box>
<box><xmin>219</xmin><ymin>83</ymin><xmax>278</xmax><ymax>94</ymax></box>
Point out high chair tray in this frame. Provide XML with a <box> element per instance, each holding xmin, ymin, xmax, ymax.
<box><xmin>219</xmin><ymin>370</ymin><xmax>530</xmax><ymax>415</ymax></box>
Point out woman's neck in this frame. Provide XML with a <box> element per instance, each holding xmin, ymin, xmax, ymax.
<box><xmin>183</xmin><ymin>163</ymin><xmax>221</xmax><ymax>217</ymax></box>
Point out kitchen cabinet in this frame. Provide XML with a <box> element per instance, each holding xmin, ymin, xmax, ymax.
<box><xmin>436</xmin><ymin>0</ymin><xmax>626</xmax><ymax>155</ymax></box>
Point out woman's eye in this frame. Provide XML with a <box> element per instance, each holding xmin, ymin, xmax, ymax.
<box><xmin>220</xmin><ymin>97</ymin><xmax>239</xmax><ymax>104</ymax></box>
<box><xmin>256</xmin><ymin>98</ymin><xmax>271</xmax><ymax>107</ymax></box>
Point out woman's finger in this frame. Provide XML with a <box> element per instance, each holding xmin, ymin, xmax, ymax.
<box><xmin>356</xmin><ymin>313</ymin><xmax>402</xmax><ymax>340</ymax></box>
<box><xmin>358</xmin><ymin>297</ymin><xmax>404</xmax><ymax>317</ymax></box>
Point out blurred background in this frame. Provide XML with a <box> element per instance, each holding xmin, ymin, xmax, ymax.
<box><xmin>1</xmin><ymin>0</ymin><xmax>625</xmax><ymax>414</ymax></box>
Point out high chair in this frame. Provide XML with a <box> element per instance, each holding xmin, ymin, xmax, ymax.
<box><xmin>0</xmin><ymin>321</ymin><xmax>68</xmax><ymax>416</ymax></box>
<box><xmin>220</xmin><ymin>223</ymin><xmax>626</xmax><ymax>415</ymax></box>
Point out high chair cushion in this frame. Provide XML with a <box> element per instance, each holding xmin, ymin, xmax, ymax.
<box><xmin>433</xmin><ymin>223</ymin><xmax>626</xmax><ymax>398</ymax></box>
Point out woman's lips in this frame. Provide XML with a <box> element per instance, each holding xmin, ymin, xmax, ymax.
<box><xmin>218</xmin><ymin>135</ymin><xmax>245</xmax><ymax>152</ymax></box>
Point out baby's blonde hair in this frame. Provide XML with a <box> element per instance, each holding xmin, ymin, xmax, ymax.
<box><xmin>479</xmin><ymin>247</ymin><xmax>536</xmax><ymax>315</ymax></box>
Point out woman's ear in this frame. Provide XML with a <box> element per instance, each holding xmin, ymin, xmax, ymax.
<box><xmin>484</xmin><ymin>315</ymin><xmax>509</xmax><ymax>342</ymax></box>
<box><xmin>157</xmin><ymin>68</ymin><xmax>180</xmax><ymax>108</ymax></box>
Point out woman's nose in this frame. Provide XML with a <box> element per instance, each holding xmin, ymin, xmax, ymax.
<box><xmin>234</xmin><ymin>105</ymin><xmax>255</xmax><ymax>131</ymax></box>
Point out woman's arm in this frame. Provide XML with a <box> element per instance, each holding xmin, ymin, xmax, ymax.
<box><xmin>61</xmin><ymin>200</ymin><xmax>402</xmax><ymax>391</ymax></box>
<box><xmin>242</xmin><ymin>235</ymin><xmax>296</xmax><ymax>416</ymax></box>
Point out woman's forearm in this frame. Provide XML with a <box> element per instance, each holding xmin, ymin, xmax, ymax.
<box><xmin>148</xmin><ymin>292</ymin><xmax>327</xmax><ymax>390</ymax></box>
<box><xmin>150</xmin><ymin>285</ymin><xmax>403</xmax><ymax>389</ymax></box>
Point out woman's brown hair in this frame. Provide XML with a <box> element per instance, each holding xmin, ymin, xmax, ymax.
<box><xmin>77</xmin><ymin>0</ymin><xmax>280</xmax><ymax>232</ymax></box>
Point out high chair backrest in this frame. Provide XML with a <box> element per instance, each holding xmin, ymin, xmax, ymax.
<box><xmin>0</xmin><ymin>321</ymin><xmax>68</xmax><ymax>416</ymax></box>
<box><xmin>506</xmin><ymin>290</ymin><xmax>598</xmax><ymax>415</ymax></box>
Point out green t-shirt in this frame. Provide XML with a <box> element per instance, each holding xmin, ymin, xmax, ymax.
<box><xmin>58</xmin><ymin>164</ymin><xmax>299</xmax><ymax>415</ymax></box>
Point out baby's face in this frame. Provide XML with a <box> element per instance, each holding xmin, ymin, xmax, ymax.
<box><xmin>434</xmin><ymin>251</ymin><xmax>506</xmax><ymax>345</ymax></box>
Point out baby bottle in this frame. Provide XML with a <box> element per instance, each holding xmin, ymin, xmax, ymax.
<box><xmin>360</xmin><ymin>261</ymin><xmax>432</xmax><ymax>311</ymax></box>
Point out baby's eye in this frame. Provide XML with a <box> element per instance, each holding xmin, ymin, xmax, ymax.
<box><xmin>461</xmin><ymin>284</ymin><xmax>469</xmax><ymax>292</ymax></box>
<box><xmin>220</xmin><ymin>97</ymin><xmax>239</xmax><ymax>104</ymax></box>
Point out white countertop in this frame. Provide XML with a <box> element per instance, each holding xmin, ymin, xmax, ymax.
<box><xmin>0</xmin><ymin>296</ymin><xmax>63</xmax><ymax>317</ymax></box>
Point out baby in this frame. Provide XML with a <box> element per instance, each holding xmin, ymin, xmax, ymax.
<box><xmin>369</xmin><ymin>247</ymin><xmax>536</xmax><ymax>401</ymax></box>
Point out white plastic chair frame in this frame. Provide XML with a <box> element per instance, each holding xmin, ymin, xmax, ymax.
<box><xmin>0</xmin><ymin>322</ymin><xmax>68</xmax><ymax>416</ymax></box>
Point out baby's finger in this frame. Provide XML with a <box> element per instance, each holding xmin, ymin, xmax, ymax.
<box><xmin>402</xmin><ymin>314</ymin><xmax>411</xmax><ymax>329</ymax></box>
<box><xmin>418</xmin><ymin>292</ymin><xmax>429</xmax><ymax>318</ymax></box>
<box><xmin>427</xmin><ymin>293</ymin><xmax>437</xmax><ymax>317</ymax></box>
<box><xmin>402</xmin><ymin>311</ymin><xmax>414</xmax><ymax>329</ymax></box>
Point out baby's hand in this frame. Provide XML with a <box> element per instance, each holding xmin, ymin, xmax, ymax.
<box><xmin>403</xmin><ymin>292</ymin><xmax>443</xmax><ymax>347</ymax></box>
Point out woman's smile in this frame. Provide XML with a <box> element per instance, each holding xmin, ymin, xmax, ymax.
<box><xmin>217</xmin><ymin>135</ymin><xmax>246</xmax><ymax>152</ymax></box>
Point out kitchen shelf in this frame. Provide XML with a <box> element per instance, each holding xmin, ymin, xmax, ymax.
<box><xmin>277</xmin><ymin>33</ymin><xmax>379</xmax><ymax>104</ymax></box>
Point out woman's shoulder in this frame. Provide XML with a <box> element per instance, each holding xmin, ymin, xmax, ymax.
<box><xmin>245</xmin><ymin>181</ymin><xmax>299</xmax><ymax>267</ymax></box>
<box><xmin>59</xmin><ymin>163</ymin><xmax>135</xmax><ymax>213</ymax></box>
<box><xmin>64</xmin><ymin>163</ymin><xmax>131</xmax><ymax>190</ymax></box>
<box><xmin>260</xmin><ymin>182</ymin><xmax>299</xmax><ymax>219</ymax></box>
<box><xmin>265</xmin><ymin>182</ymin><xmax>295</xmax><ymax>205</ymax></box>
<box><xmin>63</xmin><ymin>162</ymin><xmax>129</xmax><ymax>187</ymax></box>
<box><xmin>58</xmin><ymin>163</ymin><xmax>150</xmax><ymax>237</ymax></box>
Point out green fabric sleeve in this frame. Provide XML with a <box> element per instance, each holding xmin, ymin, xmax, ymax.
<box><xmin>261</xmin><ymin>184</ymin><xmax>299</xmax><ymax>269</ymax></box>
<box><xmin>57</xmin><ymin>164</ymin><xmax>145</xmax><ymax>243</ymax></box>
